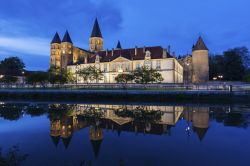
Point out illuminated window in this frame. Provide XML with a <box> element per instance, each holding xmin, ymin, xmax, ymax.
<box><xmin>136</xmin><ymin>63</ymin><xmax>141</xmax><ymax>69</ymax></box>
<box><xmin>126</xmin><ymin>64</ymin><xmax>130</xmax><ymax>71</ymax></box>
<box><xmin>112</xmin><ymin>64</ymin><xmax>116</xmax><ymax>72</ymax></box>
<box><xmin>104</xmin><ymin>64</ymin><xmax>108</xmax><ymax>72</ymax></box>
<box><xmin>156</xmin><ymin>60</ymin><xmax>161</xmax><ymax>70</ymax></box>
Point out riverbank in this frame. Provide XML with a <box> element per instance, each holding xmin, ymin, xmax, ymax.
<box><xmin>0</xmin><ymin>89</ymin><xmax>249</xmax><ymax>103</ymax></box>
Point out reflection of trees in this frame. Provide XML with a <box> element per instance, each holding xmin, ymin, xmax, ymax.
<box><xmin>0</xmin><ymin>104</ymin><xmax>25</xmax><ymax>121</ymax></box>
<box><xmin>25</xmin><ymin>104</ymin><xmax>48</xmax><ymax>117</ymax></box>
<box><xmin>114</xmin><ymin>106</ymin><xmax>163</xmax><ymax>123</ymax></box>
<box><xmin>0</xmin><ymin>146</ymin><xmax>28</xmax><ymax>166</ymax></box>
<box><xmin>211</xmin><ymin>107</ymin><xmax>250</xmax><ymax>128</ymax></box>
<box><xmin>48</xmin><ymin>104</ymin><xmax>76</xmax><ymax>119</ymax></box>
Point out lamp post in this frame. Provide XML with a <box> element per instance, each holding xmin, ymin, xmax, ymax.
<box><xmin>76</xmin><ymin>64</ymin><xmax>79</xmax><ymax>85</ymax></box>
<box><xmin>185</xmin><ymin>62</ymin><xmax>190</xmax><ymax>84</ymax></box>
<box><xmin>22</xmin><ymin>71</ymin><xmax>25</xmax><ymax>86</ymax></box>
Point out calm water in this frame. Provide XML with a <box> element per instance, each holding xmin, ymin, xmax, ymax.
<box><xmin>0</xmin><ymin>102</ymin><xmax>250</xmax><ymax>166</ymax></box>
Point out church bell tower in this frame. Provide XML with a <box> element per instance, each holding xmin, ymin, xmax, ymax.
<box><xmin>89</xmin><ymin>18</ymin><xmax>104</xmax><ymax>52</ymax></box>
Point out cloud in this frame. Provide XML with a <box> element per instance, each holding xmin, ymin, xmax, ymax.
<box><xmin>0</xmin><ymin>36</ymin><xmax>49</xmax><ymax>56</ymax></box>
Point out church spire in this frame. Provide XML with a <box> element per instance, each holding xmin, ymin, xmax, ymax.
<box><xmin>62</xmin><ymin>30</ymin><xmax>73</xmax><ymax>43</ymax></box>
<box><xmin>51</xmin><ymin>32</ymin><xmax>61</xmax><ymax>44</ymax></box>
<box><xmin>192</xmin><ymin>36</ymin><xmax>208</xmax><ymax>51</ymax></box>
<box><xmin>116</xmin><ymin>40</ymin><xmax>122</xmax><ymax>49</ymax></box>
<box><xmin>91</xmin><ymin>18</ymin><xmax>102</xmax><ymax>38</ymax></box>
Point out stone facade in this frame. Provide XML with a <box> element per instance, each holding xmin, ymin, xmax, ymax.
<box><xmin>51</xmin><ymin>19</ymin><xmax>217</xmax><ymax>84</ymax></box>
<box><xmin>179</xmin><ymin>37</ymin><xmax>209</xmax><ymax>84</ymax></box>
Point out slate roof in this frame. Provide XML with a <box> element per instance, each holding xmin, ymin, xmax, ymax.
<box><xmin>91</xmin><ymin>18</ymin><xmax>102</xmax><ymax>38</ymax></box>
<box><xmin>51</xmin><ymin>32</ymin><xmax>61</xmax><ymax>44</ymax></box>
<box><xmin>116</xmin><ymin>41</ymin><xmax>122</xmax><ymax>49</ymax></box>
<box><xmin>62</xmin><ymin>30</ymin><xmax>73</xmax><ymax>43</ymax></box>
<box><xmin>87</xmin><ymin>46</ymin><xmax>172</xmax><ymax>64</ymax></box>
<box><xmin>192</xmin><ymin>36</ymin><xmax>208</xmax><ymax>51</ymax></box>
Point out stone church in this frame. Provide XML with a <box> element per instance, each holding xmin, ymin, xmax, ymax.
<box><xmin>50</xmin><ymin>19</ymin><xmax>209</xmax><ymax>84</ymax></box>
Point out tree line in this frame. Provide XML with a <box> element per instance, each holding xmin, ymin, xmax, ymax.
<box><xmin>0</xmin><ymin>57</ymin><xmax>163</xmax><ymax>85</ymax></box>
<box><xmin>76</xmin><ymin>66</ymin><xmax>163</xmax><ymax>84</ymax></box>
<box><xmin>209</xmin><ymin>47</ymin><xmax>250</xmax><ymax>82</ymax></box>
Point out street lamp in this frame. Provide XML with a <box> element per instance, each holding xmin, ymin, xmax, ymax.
<box><xmin>76</xmin><ymin>64</ymin><xmax>79</xmax><ymax>85</ymax></box>
<box><xmin>22</xmin><ymin>71</ymin><xmax>25</xmax><ymax>86</ymax></box>
<box><xmin>185</xmin><ymin>62</ymin><xmax>190</xmax><ymax>84</ymax></box>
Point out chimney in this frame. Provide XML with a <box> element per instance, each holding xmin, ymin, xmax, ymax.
<box><xmin>168</xmin><ymin>45</ymin><xmax>171</xmax><ymax>54</ymax></box>
<box><xmin>143</xmin><ymin>46</ymin><xmax>146</xmax><ymax>54</ymax></box>
<box><xmin>106</xmin><ymin>49</ymin><xmax>108</xmax><ymax>56</ymax></box>
<box><xmin>135</xmin><ymin>46</ymin><xmax>138</xmax><ymax>56</ymax></box>
<box><xmin>112</xmin><ymin>48</ymin><xmax>114</xmax><ymax>56</ymax></box>
<box><xmin>163</xmin><ymin>48</ymin><xmax>167</xmax><ymax>58</ymax></box>
<box><xmin>172</xmin><ymin>51</ymin><xmax>176</xmax><ymax>58</ymax></box>
<box><xmin>84</xmin><ymin>56</ymin><xmax>88</xmax><ymax>64</ymax></box>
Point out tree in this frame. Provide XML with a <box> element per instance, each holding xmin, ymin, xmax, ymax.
<box><xmin>76</xmin><ymin>66</ymin><xmax>92</xmax><ymax>84</ymax></box>
<box><xmin>232</xmin><ymin>47</ymin><xmax>250</xmax><ymax>69</ymax></box>
<box><xmin>209</xmin><ymin>47</ymin><xmax>249</xmax><ymax>81</ymax></box>
<box><xmin>89</xmin><ymin>66</ymin><xmax>103</xmax><ymax>83</ymax></box>
<box><xmin>115</xmin><ymin>73</ymin><xmax>134</xmax><ymax>84</ymax></box>
<box><xmin>0</xmin><ymin>75</ymin><xmax>18</xmax><ymax>84</ymax></box>
<box><xmin>209</xmin><ymin>55</ymin><xmax>224</xmax><ymax>80</ymax></box>
<box><xmin>0</xmin><ymin>57</ymin><xmax>25</xmax><ymax>76</ymax></box>
<box><xmin>48</xmin><ymin>66</ymin><xmax>75</xmax><ymax>84</ymax></box>
<box><xmin>26</xmin><ymin>72</ymin><xmax>48</xmax><ymax>86</ymax></box>
<box><xmin>133</xmin><ymin>66</ymin><xmax>163</xmax><ymax>84</ymax></box>
<box><xmin>223</xmin><ymin>50</ymin><xmax>245</xmax><ymax>81</ymax></box>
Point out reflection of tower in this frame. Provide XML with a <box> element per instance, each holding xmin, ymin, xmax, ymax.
<box><xmin>89</xmin><ymin>18</ymin><xmax>104</xmax><ymax>52</ymax></box>
<box><xmin>89</xmin><ymin>125</ymin><xmax>103</xmax><ymax>158</ymax></box>
<box><xmin>50</xmin><ymin>118</ymin><xmax>61</xmax><ymax>147</ymax></box>
<box><xmin>184</xmin><ymin>107</ymin><xmax>210</xmax><ymax>141</ymax></box>
<box><xmin>50</xmin><ymin>115</ymin><xmax>74</xmax><ymax>149</ymax></box>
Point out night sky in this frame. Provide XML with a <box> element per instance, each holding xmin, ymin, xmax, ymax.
<box><xmin>0</xmin><ymin>0</ymin><xmax>249</xmax><ymax>70</ymax></box>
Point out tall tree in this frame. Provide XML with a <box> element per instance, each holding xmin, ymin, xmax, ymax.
<box><xmin>76</xmin><ymin>66</ymin><xmax>93</xmax><ymax>84</ymax></box>
<box><xmin>0</xmin><ymin>57</ymin><xmax>25</xmax><ymax>76</ymax></box>
<box><xmin>133</xmin><ymin>66</ymin><xmax>163</xmax><ymax>84</ymax></box>
<box><xmin>89</xmin><ymin>66</ymin><xmax>103</xmax><ymax>83</ymax></box>
<box><xmin>223</xmin><ymin>50</ymin><xmax>245</xmax><ymax>81</ymax></box>
<box><xmin>115</xmin><ymin>73</ymin><xmax>134</xmax><ymax>84</ymax></box>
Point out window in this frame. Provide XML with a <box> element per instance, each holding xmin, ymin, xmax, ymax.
<box><xmin>112</xmin><ymin>64</ymin><xmax>116</xmax><ymax>72</ymax></box>
<box><xmin>126</xmin><ymin>64</ymin><xmax>130</xmax><ymax>71</ymax></box>
<box><xmin>104</xmin><ymin>64</ymin><xmax>108</xmax><ymax>72</ymax></box>
<box><xmin>156</xmin><ymin>60</ymin><xmax>161</xmax><ymax>70</ymax></box>
<box><xmin>136</xmin><ymin>63</ymin><xmax>141</xmax><ymax>69</ymax></box>
<box><xmin>144</xmin><ymin>60</ymin><xmax>151</xmax><ymax>69</ymax></box>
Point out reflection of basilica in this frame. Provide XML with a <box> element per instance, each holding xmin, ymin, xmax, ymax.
<box><xmin>183</xmin><ymin>107</ymin><xmax>210</xmax><ymax>140</ymax></box>
<box><xmin>49</xmin><ymin>104</ymin><xmax>210</xmax><ymax>156</ymax></box>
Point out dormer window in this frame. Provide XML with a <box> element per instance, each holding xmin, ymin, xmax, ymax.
<box><xmin>145</xmin><ymin>50</ymin><xmax>151</xmax><ymax>60</ymax></box>
<box><xmin>95</xmin><ymin>55</ymin><xmax>100</xmax><ymax>63</ymax></box>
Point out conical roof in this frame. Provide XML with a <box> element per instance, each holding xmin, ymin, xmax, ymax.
<box><xmin>91</xmin><ymin>140</ymin><xmax>102</xmax><ymax>158</ymax></box>
<box><xmin>51</xmin><ymin>32</ymin><xmax>61</xmax><ymax>44</ymax></box>
<box><xmin>116</xmin><ymin>40</ymin><xmax>122</xmax><ymax>49</ymax></box>
<box><xmin>62</xmin><ymin>137</ymin><xmax>72</xmax><ymax>149</ymax></box>
<box><xmin>62</xmin><ymin>30</ymin><xmax>73</xmax><ymax>43</ymax></box>
<box><xmin>50</xmin><ymin>136</ymin><xmax>60</xmax><ymax>147</ymax></box>
<box><xmin>193</xmin><ymin>127</ymin><xmax>208</xmax><ymax>141</ymax></box>
<box><xmin>192</xmin><ymin>36</ymin><xmax>208</xmax><ymax>51</ymax></box>
<box><xmin>91</xmin><ymin>18</ymin><xmax>102</xmax><ymax>38</ymax></box>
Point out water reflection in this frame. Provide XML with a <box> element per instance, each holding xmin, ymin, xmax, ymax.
<box><xmin>0</xmin><ymin>102</ymin><xmax>250</xmax><ymax>165</ymax></box>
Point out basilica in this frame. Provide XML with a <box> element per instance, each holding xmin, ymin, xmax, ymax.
<box><xmin>50</xmin><ymin>19</ymin><xmax>209</xmax><ymax>84</ymax></box>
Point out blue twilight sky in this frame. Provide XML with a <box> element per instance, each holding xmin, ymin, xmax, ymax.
<box><xmin>0</xmin><ymin>0</ymin><xmax>249</xmax><ymax>70</ymax></box>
